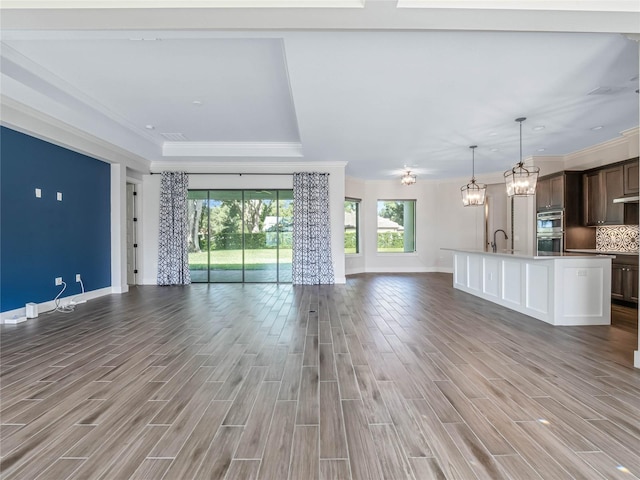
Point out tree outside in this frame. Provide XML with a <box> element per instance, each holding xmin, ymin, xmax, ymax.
<box><xmin>186</xmin><ymin>190</ymin><xmax>293</xmax><ymax>282</ymax></box>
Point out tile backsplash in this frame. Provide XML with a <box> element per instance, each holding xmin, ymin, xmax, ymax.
<box><xmin>596</xmin><ymin>225</ymin><xmax>639</xmax><ymax>252</ymax></box>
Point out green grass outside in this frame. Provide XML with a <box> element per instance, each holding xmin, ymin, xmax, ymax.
<box><xmin>189</xmin><ymin>249</ymin><xmax>292</xmax><ymax>270</ymax></box>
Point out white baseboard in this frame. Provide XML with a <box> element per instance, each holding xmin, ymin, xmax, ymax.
<box><xmin>365</xmin><ymin>266</ymin><xmax>442</xmax><ymax>273</ymax></box>
<box><xmin>345</xmin><ymin>266</ymin><xmax>453</xmax><ymax>276</ymax></box>
<box><xmin>1</xmin><ymin>286</ymin><xmax>113</xmax><ymax>324</ymax></box>
<box><xmin>635</xmin><ymin>350</ymin><xmax>640</xmax><ymax>369</ymax></box>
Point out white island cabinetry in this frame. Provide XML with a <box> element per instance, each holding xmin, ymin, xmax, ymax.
<box><xmin>446</xmin><ymin>250</ymin><xmax>612</xmax><ymax>326</ymax></box>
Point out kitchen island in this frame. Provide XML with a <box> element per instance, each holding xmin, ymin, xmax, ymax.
<box><xmin>444</xmin><ymin>249</ymin><xmax>613</xmax><ymax>326</ymax></box>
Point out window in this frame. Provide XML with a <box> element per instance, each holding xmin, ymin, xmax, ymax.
<box><xmin>187</xmin><ymin>189</ymin><xmax>293</xmax><ymax>283</ymax></box>
<box><xmin>377</xmin><ymin>200</ymin><xmax>416</xmax><ymax>253</ymax></box>
<box><xmin>344</xmin><ymin>198</ymin><xmax>360</xmax><ymax>254</ymax></box>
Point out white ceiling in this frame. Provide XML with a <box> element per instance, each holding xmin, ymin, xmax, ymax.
<box><xmin>1</xmin><ymin>2</ymin><xmax>639</xmax><ymax>180</ymax></box>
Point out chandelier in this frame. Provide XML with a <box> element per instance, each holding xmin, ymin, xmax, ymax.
<box><xmin>401</xmin><ymin>169</ymin><xmax>416</xmax><ymax>186</ymax></box>
<box><xmin>504</xmin><ymin>117</ymin><xmax>540</xmax><ymax>197</ymax></box>
<box><xmin>461</xmin><ymin>145</ymin><xmax>486</xmax><ymax>206</ymax></box>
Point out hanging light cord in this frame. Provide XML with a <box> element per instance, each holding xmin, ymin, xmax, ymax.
<box><xmin>515</xmin><ymin>117</ymin><xmax>527</xmax><ymax>171</ymax></box>
<box><xmin>471</xmin><ymin>146</ymin><xmax>476</xmax><ymax>181</ymax></box>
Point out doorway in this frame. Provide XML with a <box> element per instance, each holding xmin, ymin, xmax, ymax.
<box><xmin>126</xmin><ymin>183</ymin><xmax>138</xmax><ymax>285</ymax></box>
<box><xmin>187</xmin><ymin>189</ymin><xmax>293</xmax><ymax>283</ymax></box>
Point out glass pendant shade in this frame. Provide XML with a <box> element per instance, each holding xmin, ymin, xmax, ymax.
<box><xmin>504</xmin><ymin>163</ymin><xmax>539</xmax><ymax>196</ymax></box>
<box><xmin>504</xmin><ymin>117</ymin><xmax>539</xmax><ymax>197</ymax></box>
<box><xmin>461</xmin><ymin>180</ymin><xmax>487</xmax><ymax>206</ymax></box>
<box><xmin>401</xmin><ymin>170</ymin><xmax>416</xmax><ymax>185</ymax></box>
<box><xmin>461</xmin><ymin>145</ymin><xmax>486</xmax><ymax>206</ymax></box>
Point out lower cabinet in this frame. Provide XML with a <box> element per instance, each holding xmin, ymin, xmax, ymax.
<box><xmin>611</xmin><ymin>257</ymin><xmax>638</xmax><ymax>304</ymax></box>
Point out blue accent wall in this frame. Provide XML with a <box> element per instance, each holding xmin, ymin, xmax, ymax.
<box><xmin>1</xmin><ymin>127</ymin><xmax>111</xmax><ymax>312</ymax></box>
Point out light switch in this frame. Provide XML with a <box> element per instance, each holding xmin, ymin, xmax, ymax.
<box><xmin>35</xmin><ymin>188</ymin><xmax>41</xmax><ymax>198</ymax></box>
<box><xmin>57</xmin><ymin>192</ymin><xmax>63</xmax><ymax>201</ymax></box>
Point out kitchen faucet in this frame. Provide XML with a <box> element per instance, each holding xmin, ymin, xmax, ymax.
<box><xmin>491</xmin><ymin>229</ymin><xmax>508</xmax><ymax>253</ymax></box>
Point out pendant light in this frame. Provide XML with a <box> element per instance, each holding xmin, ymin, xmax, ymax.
<box><xmin>401</xmin><ymin>168</ymin><xmax>416</xmax><ymax>186</ymax></box>
<box><xmin>504</xmin><ymin>117</ymin><xmax>539</xmax><ymax>197</ymax></box>
<box><xmin>461</xmin><ymin>145</ymin><xmax>486</xmax><ymax>206</ymax></box>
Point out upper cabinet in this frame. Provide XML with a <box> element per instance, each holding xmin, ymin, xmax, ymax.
<box><xmin>583</xmin><ymin>165</ymin><xmax>624</xmax><ymax>226</ymax></box>
<box><xmin>623</xmin><ymin>160</ymin><xmax>639</xmax><ymax>195</ymax></box>
<box><xmin>536</xmin><ymin>174</ymin><xmax>564</xmax><ymax>211</ymax></box>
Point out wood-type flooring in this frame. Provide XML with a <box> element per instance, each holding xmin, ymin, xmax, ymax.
<box><xmin>1</xmin><ymin>273</ymin><xmax>639</xmax><ymax>479</ymax></box>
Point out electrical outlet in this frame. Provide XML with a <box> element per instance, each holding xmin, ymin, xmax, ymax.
<box><xmin>55</xmin><ymin>277</ymin><xmax>63</xmax><ymax>286</ymax></box>
<box><xmin>35</xmin><ymin>188</ymin><xmax>42</xmax><ymax>198</ymax></box>
<box><xmin>56</xmin><ymin>192</ymin><xmax>63</xmax><ymax>201</ymax></box>
<box><xmin>76</xmin><ymin>274</ymin><xmax>81</xmax><ymax>282</ymax></box>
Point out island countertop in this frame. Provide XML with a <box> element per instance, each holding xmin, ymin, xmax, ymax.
<box><xmin>565</xmin><ymin>249</ymin><xmax>638</xmax><ymax>256</ymax></box>
<box><xmin>442</xmin><ymin>248</ymin><xmax>614</xmax><ymax>260</ymax></box>
<box><xmin>445</xmin><ymin>249</ymin><xmax>611</xmax><ymax>326</ymax></box>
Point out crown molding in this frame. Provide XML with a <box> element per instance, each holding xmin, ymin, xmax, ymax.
<box><xmin>397</xmin><ymin>1</ymin><xmax>640</xmax><ymax>12</ymax></box>
<box><xmin>621</xmin><ymin>126</ymin><xmax>640</xmax><ymax>138</ymax></box>
<box><xmin>162</xmin><ymin>141</ymin><xmax>304</xmax><ymax>157</ymax></box>
<box><xmin>1</xmin><ymin>0</ymin><xmax>364</xmax><ymax>8</ymax></box>
<box><xmin>564</xmin><ymin>127</ymin><xmax>638</xmax><ymax>163</ymax></box>
<box><xmin>150</xmin><ymin>160</ymin><xmax>347</xmax><ymax>173</ymax></box>
<box><xmin>1</xmin><ymin>95</ymin><xmax>151</xmax><ymax>173</ymax></box>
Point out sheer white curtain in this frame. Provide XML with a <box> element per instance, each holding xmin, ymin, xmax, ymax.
<box><xmin>292</xmin><ymin>172</ymin><xmax>335</xmax><ymax>285</ymax></box>
<box><xmin>157</xmin><ymin>172</ymin><xmax>191</xmax><ymax>285</ymax></box>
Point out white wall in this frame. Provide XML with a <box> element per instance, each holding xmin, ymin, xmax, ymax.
<box><xmin>345</xmin><ymin>176</ymin><xmax>440</xmax><ymax>274</ymax></box>
<box><xmin>366</xmin><ymin>180</ymin><xmax>438</xmax><ymax>273</ymax></box>
<box><xmin>110</xmin><ymin>163</ymin><xmax>128</xmax><ymax>294</ymax></box>
<box><xmin>345</xmin><ymin>173</ymin><xmax>517</xmax><ymax>275</ymax></box>
<box><xmin>433</xmin><ymin>178</ymin><xmax>487</xmax><ymax>272</ymax></box>
<box><xmin>140</xmin><ymin>162</ymin><xmax>347</xmax><ymax>285</ymax></box>
<box><xmin>345</xmin><ymin>176</ymin><xmax>366</xmax><ymax>275</ymax></box>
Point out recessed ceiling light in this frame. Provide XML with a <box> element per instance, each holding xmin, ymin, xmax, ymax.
<box><xmin>490</xmin><ymin>148</ymin><xmax>499</xmax><ymax>152</ymax></box>
<box><xmin>591</xmin><ymin>125</ymin><xmax>604</xmax><ymax>131</ymax></box>
<box><xmin>145</xmin><ymin>125</ymin><xmax>155</xmax><ymax>130</ymax></box>
<box><xmin>533</xmin><ymin>125</ymin><xmax>545</xmax><ymax>131</ymax></box>
<box><xmin>488</xmin><ymin>132</ymin><xmax>497</xmax><ymax>137</ymax></box>
<box><xmin>192</xmin><ymin>100</ymin><xmax>203</xmax><ymax>106</ymax></box>
<box><xmin>537</xmin><ymin>148</ymin><xmax>546</xmax><ymax>152</ymax></box>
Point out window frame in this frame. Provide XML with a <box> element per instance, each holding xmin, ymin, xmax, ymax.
<box><xmin>344</xmin><ymin>197</ymin><xmax>361</xmax><ymax>255</ymax></box>
<box><xmin>376</xmin><ymin>199</ymin><xmax>417</xmax><ymax>254</ymax></box>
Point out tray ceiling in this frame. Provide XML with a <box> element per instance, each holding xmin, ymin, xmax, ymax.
<box><xmin>1</xmin><ymin>4</ymin><xmax>638</xmax><ymax>180</ymax></box>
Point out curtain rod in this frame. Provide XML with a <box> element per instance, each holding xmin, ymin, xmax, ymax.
<box><xmin>149</xmin><ymin>172</ymin><xmax>329</xmax><ymax>176</ymax></box>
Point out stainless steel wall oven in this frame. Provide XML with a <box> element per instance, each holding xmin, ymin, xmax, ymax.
<box><xmin>537</xmin><ymin>210</ymin><xmax>564</xmax><ymax>254</ymax></box>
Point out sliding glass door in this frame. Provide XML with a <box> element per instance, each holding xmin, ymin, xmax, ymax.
<box><xmin>187</xmin><ymin>189</ymin><xmax>293</xmax><ymax>283</ymax></box>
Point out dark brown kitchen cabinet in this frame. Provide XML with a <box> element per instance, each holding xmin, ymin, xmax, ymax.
<box><xmin>536</xmin><ymin>174</ymin><xmax>564</xmax><ymax>211</ymax></box>
<box><xmin>583</xmin><ymin>165</ymin><xmax>624</xmax><ymax>226</ymax></box>
<box><xmin>611</xmin><ymin>256</ymin><xmax>638</xmax><ymax>304</ymax></box>
<box><xmin>623</xmin><ymin>159</ymin><xmax>639</xmax><ymax>195</ymax></box>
